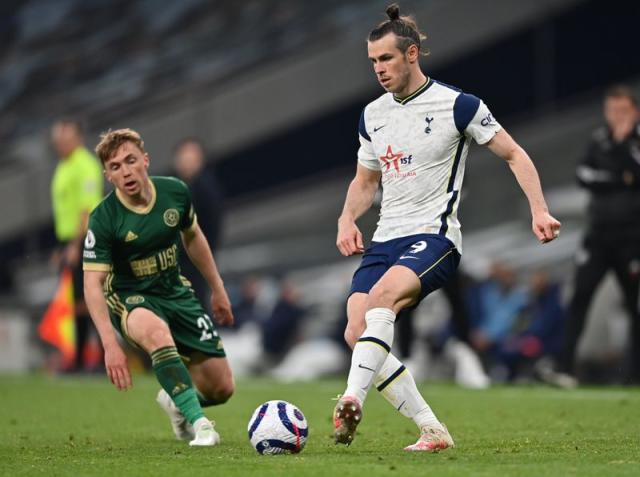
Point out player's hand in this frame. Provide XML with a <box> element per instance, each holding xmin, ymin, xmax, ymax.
<box><xmin>532</xmin><ymin>211</ymin><xmax>561</xmax><ymax>244</ymax></box>
<box><xmin>211</xmin><ymin>287</ymin><xmax>234</xmax><ymax>327</ymax></box>
<box><xmin>337</xmin><ymin>218</ymin><xmax>365</xmax><ymax>256</ymax></box>
<box><xmin>104</xmin><ymin>343</ymin><xmax>132</xmax><ymax>391</ymax></box>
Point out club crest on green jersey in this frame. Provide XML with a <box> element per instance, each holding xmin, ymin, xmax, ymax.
<box><xmin>125</xmin><ymin>295</ymin><xmax>145</xmax><ymax>305</ymax></box>
<box><xmin>163</xmin><ymin>209</ymin><xmax>179</xmax><ymax>227</ymax></box>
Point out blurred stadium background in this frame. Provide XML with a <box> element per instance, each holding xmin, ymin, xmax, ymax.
<box><xmin>0</xmin><ymin>0</ymin><xmax>638</xmax><ymax>383</ymax></box>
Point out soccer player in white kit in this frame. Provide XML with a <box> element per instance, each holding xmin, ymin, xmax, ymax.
<box><xmin>333</xmin><ymin>3</ymin><xmax>561</xmax><ymax>451</ymax></box>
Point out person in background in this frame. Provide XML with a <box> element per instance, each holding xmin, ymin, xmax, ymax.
<box><xmin>467</xmin><ymin>262</ymin><xmax>528</xmax><ymax>359</ymax></box>
<box><xmin>50</xmin><ymin>118</ymin><xmax>103</xmax><ymax>372</ymax></box>
<box><xmin>260</xmin><ymin>280</ymin><xmax>307</xmax><ymax>367</ymax></box>
<box><xmin>551</xmin><ymin>85</ymin><xmax>640</xmax><ymax>387</ymax></box>
<box><xmin>498</xmin><ymin>269</ymin><xmax>566</xmax><ymax>381</ymax></box>
<box><xmin>173</xmin><ymin>138</ymin><xmax>224</xmax><ymax>316</ymax></box>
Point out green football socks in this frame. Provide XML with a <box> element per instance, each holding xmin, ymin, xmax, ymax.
<box><xmin>151</xmin><ymin>346</ymin><xmax>204</xmax><ymax>424</ymax></box>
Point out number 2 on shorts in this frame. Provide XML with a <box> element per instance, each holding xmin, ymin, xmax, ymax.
<box><xmin>197</xmin><ymin>314</ymin><xmax>214</xmax><ymax>341</ymax></box>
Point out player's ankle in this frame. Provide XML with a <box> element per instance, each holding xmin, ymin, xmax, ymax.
<box><xmin>193</xmin><ymin>416</ymin><xmax>210</xmax><ymax>430</ymax></box>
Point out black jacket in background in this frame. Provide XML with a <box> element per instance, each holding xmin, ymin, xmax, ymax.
<box><xmin>178</xmin><ymin>167</ymin><xmax>224</xmax><ymax>310</ymax></box>
<box><xmin>576</xmin><ymin>122</ymin><xmax>640</xmax><ymax>239</ymax></box>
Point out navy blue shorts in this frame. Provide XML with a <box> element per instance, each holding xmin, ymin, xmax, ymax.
<box><xmin>349</xmin><ymin>234</ymin><xmax>460</xmax><ymax>303</ymax></box>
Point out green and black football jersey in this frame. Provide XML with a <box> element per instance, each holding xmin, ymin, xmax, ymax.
<box><xmin>83</xmin><ymin>176</ymin><xmax>197</xmax><ymax>295</ymax></box>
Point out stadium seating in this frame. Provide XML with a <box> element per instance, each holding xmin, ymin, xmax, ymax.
<box><xmin>0</xmin><ymin>0</ymin><xmax>386</xmax><ymax>146</ymax></box>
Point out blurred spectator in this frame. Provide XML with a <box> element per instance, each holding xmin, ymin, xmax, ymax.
<box><xmin>556</xmin><ymin>85</ymin><xmax>640</xmax><ymax>386</ymax></box>
<box><xmin>498</xmin><ymin>270</ymin><xmax>566</xmax><ymax>381</ymax></box>
<box><xmin>232</xmin><ymin>276</ymin><xmax>265</xmax><ymax>330</ymax></box>
<box><xmin>50</xmin><ymin>118</ymin><xmax>103</xmax><ymax>372</ymax></box>
<box><xmin>467</xmin><ymin>262</ymin><xmax>528</xmax><ymax>359</ymax></box>
<box><xmin>173</xmin><ymin>138</ymin><xmax>224</xmax><ymax>315</ymax></box>
<box><xmin>260</xmin><ymin>280</ymin><xmax>307</xmax><ymax>367</ymax></box>
<box><xmin>222</xmin><ymin>275</ymin><xmax>301</xmax><ymax>377</ymax></box>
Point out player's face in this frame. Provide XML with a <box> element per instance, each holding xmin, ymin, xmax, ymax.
<box><xmin>604</xmin><ymin>96</ymin><xmax>639</xmax><ymax>134</ymax></box>
<box><xmin>368</xmin><ymin>33</ymin><xmax>412</xmax><ymax>94</ymax></box>
<box><xmin>103</xmin><ymin>141</ymin><xmax>150</xmax><ymax>197</ymax></box>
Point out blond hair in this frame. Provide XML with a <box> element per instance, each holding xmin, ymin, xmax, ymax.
<box><xmin>95</xmin><ymin>128</ymin><xmax>145</xmax><ymax>164</ymax></box>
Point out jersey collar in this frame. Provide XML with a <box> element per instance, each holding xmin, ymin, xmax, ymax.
<box><xmin>115</xmin><ymin>179</ymin><xmax>157</xmax><ymax>214</ymax></box>
<box><xmin>393</xmin><ymin>77</ymin><xmax>433</xmax><ymax>105</ymax></box>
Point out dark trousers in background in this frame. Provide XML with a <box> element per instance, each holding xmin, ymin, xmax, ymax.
<box><xmin>560</xmin><ymin>232</ymin><xmax>640</xmax><ymax>383</ymax></box>
<box><xmin>65</xmin><ymin>241</ymin><xmax>102</xmax><ymax>371</ymax></box>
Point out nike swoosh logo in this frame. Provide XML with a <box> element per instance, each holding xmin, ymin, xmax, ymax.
<box><xmin>373</xmin><ymin>125</ymin><xmax>386</xmax><ymax>132</ymax></box>
<box><xmin>358</xmin><ymin>364</ymin><xmax>376</xmax><ymax>372</ymax></box>
<box><xmin>399</xmin><ymin>255</ymin><xmax>420</xmax><ymax>260</ymax></box>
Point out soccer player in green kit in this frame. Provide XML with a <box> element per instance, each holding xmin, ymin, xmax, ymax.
<box><xmin>83</xmin><ymin>128</ymin><xmax>234</xmax><ymax>447</ymax></box>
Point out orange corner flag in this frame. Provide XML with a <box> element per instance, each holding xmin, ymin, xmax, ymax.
<box><xmin>39</xmin><ymin>268</ymin><xmax>76</xmax><ymax>366</ymax></box>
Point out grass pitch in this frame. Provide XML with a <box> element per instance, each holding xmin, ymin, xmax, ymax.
<box><xmin>1</xmin><ymin>374</ymin><xmax>638</xmax><ymax>476</ymax></box>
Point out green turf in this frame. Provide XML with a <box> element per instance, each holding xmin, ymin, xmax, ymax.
<box><xmin>1</xmin><ymin>374</ymin><xmax>638</xmax><ymax>476</ymax></box>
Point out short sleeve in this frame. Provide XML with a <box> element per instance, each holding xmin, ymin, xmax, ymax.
<box><xmin>83</xmin><ymin>212</ymin><xmax>113</xmax><ymax>272</ymax></box>
<box><xmin>178</xmin><ymin>181</ymin><xmax>197</xmax><ymax>231</ymax></box>
<box><xmin>455</xmin><ymin>94</ymin><xmax>502</xmax><ymax>145</ymax></box>
<box><xmin>357</xmin><ymin>108</ymin><xmax>380</xmax><ymax>171</ymax></box>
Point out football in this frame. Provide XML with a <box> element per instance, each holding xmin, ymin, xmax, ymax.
<box><xmin>247</xmin><ymin>400</ymin><xmax>309</xmax><ymax>454</ymax></box>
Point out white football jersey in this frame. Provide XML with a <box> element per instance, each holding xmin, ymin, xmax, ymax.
<box><xmin>358</xmin><ymin>78</ymin><xmax>502</xmax><ymax>251</ymax></box>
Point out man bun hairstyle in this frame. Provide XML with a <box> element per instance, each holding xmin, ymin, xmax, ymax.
<box><xmin>386</xmin><ymin>3</ymin><xmax>400</xmax><ymax>20</ymax></box>
<box><xmin>369</xmin><ymin>3</ymin><xmax>428</xmax><ymax>55</ymax></box>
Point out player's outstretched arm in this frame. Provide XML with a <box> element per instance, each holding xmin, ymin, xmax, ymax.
<box><xmin>486</xmin><ymin>129</ymin><xmax>561</xmax><ymax>244</ymax></box>
<box><xmin>84</xmin><ymin>270</ymin><xmax>132</xmax><ymax>390</ymax></box>
<box><xmin>337</xmin><ymin>164</ymin><xmax>381</xmax><ymax>256</ymax></box>
<box><xmin>181</xmin><ymin>223</ymin><xmax>234</xmax><ymax>327</ymax></box>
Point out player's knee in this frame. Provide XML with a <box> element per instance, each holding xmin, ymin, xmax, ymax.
<box><xmin>146</xmin><ymin>325</ymin><xmax>173</xmax><ymax>350</ymax></box>
<box><xmin>344</xmin><ymin>322</ymin><xmax>364</xmax><ymax>348</ymax></box>
<box><xmin>344</xmin><ymin>327</ymin><xmax>357</xmax><ymax>349</ymax></box>
<box><xmin>366</xmin><ymin>283</ymin><xmax>397</xmax><ymax>309</ymax></box>
<box><xmin>203</xmin><ymin>380</ymin><xmax>234</xmax><ymax>404</ymax></box>
<box><xmin>217</xmin><ymin>381</ymin><xmax>235</xmax><ymax>403</ymax></box>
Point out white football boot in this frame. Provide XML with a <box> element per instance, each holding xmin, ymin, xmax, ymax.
<box><xmin>156</xmin><ymin>389</ymin><xmax>195</xmax><ymax>441</ymax></box>
<box><xmin>189</xmin><ymin>417</ymin><xmax>221</xmax><ymax>447</ymax></box>
<box><xmin>404</xmin><ymin>423</ymin><xmax>455</xmax><ymax>452</ymax></box>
